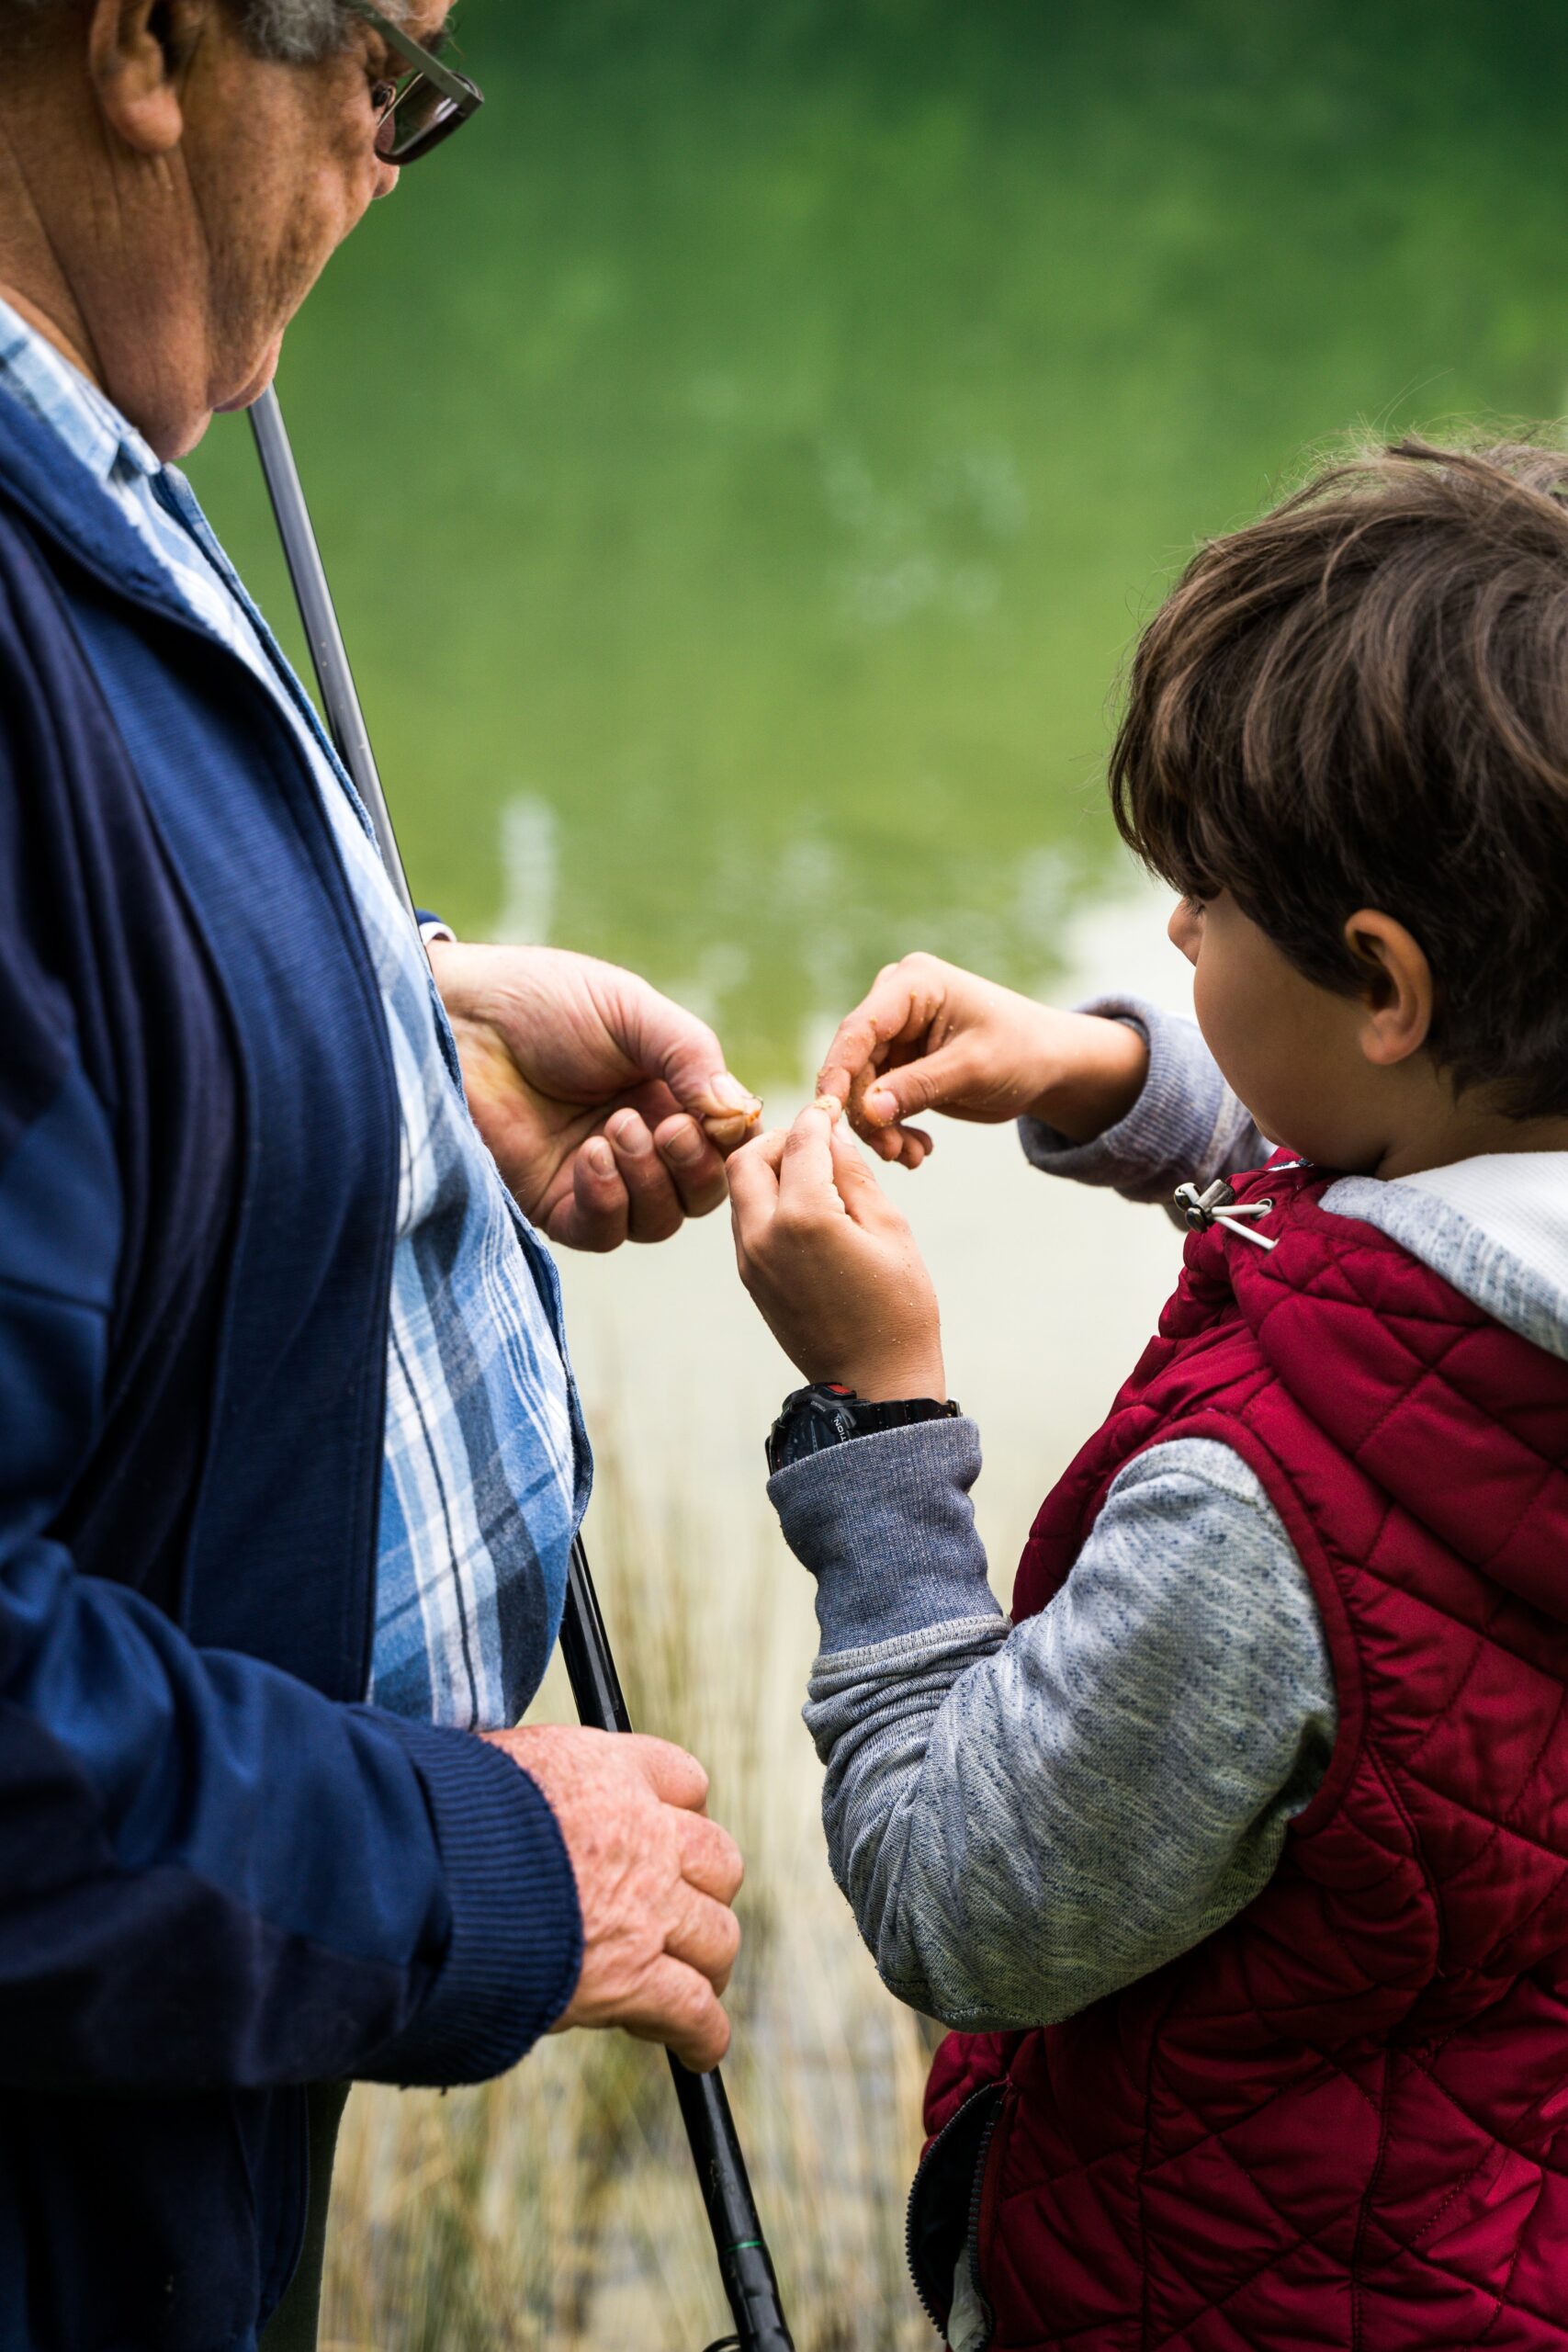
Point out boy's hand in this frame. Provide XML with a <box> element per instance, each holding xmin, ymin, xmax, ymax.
<box><xmin>818</xmin><ymin>953</ymin><xmax>1148</xmax><ymax>1169</ymax></box>
<box><xmin>728</xmin><ymin>1100</ymin><xmax>945</xmax><ymax>1401</ymax></box>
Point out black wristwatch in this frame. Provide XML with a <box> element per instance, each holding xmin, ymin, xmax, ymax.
<box><xmin>765</xmin><ymin>1382</ymin><xmax>961</xmax><ymax>1476</ymax></box>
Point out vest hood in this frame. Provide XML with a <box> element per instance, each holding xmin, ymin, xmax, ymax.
<box><xmin>1325</xmin><ymin>1148</ymin><xmax>1568</xmax><ymax>1365</ymax></box>
<box><xmin>1232</xmin><ymin>1160</ymin><xmax>1568</xmax><ymax>1628</ymax></box>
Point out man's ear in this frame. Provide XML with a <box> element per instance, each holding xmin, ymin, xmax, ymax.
<box><xmin>1343</xmin><ymin>908</ymin><xmax>1434</xmax><ymax>1069</ymax></box>
<box><xmin>86</xmin><ymin>0</ymin><xmax>210</xmax><ymax>156</ymax></box>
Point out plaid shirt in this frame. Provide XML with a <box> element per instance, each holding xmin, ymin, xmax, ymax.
<box><xmin>0</xmin><ymin>301</ymin><xmax>583</xmax><ymax>1731</ymax></box>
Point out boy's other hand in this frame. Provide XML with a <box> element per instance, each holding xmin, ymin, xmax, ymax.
<box><xmin>485</xmin><ymin>1724</ymin><xmax>743</xmax><ymax>2073</ymax></box>
<box><xmin>818</xmin><ymin>953</ymin><xmax>1149</xmax><ymax>1168</ymax></box>
<box><xmin>728</xmin><ymin>1100</ymin><xmax>945</xmax><ymax>1401</ymax></box>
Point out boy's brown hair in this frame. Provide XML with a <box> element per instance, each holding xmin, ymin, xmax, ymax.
<box><xmin>1111</xmin><ymin>436</ymin><xmax>1568</xmax><ymax>1119</ymax></box>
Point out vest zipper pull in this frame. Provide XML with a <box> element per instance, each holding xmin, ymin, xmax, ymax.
<box><xmin>1173</xmin><ymin>1179</ymin><xmax>1279</xmax><ymax>1252</ymax></box>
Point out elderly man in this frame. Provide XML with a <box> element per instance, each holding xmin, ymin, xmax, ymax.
<box><xmin>0</xmin><ymin>1</ymin><xmax>756</xmax><ymax>2345</ymax></box>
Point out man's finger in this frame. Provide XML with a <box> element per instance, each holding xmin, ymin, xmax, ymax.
<box><xmin>664</xmin><ymin>1880</ymin><xmax>743</xmax><ymax>1995</ymax></box>
<box><xmin>601</xmin><ymin>969</ymin><xmax>761</xmax><ymax>1144</ymax></box>
<box><xmin>652</xmin><ymin>1114</ymin><xmax>728</xmax><ymax>1219</ymax></box>
<box><xmin>549</xmin><ymin>1137</ymin><xmax>629</xmax><ymax>1252</ymax></box>
<box><xmin>677</xmin><ymin>1807</ymin><xmax>745</xmax><ymax>1904</ymax></box>
<box><xmin>626</xmin><ymin>1733</ymin><xmax>711</xmax><ymax>1813</ymax></box>
<box><xmin>621</xmin><ymin>1955</ymin><xmax>732</xmax><ymax>2072</ymax></box>
<box><xmin>606</xmin><ymin>1110</ymin><xmax>685</xmax><ymax>1245</ymax></box>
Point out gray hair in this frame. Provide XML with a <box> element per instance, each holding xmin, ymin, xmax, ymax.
<box><xmin>0</xmin><ymin>0</ymin><xmax>412</xmax><ymax>64</ymax></box>
<box><xmin>236</xmin><ymin>0</ymin><xmax>415</xmax><ymax>62</ymax></box>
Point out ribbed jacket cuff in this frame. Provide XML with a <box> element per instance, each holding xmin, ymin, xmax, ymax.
<box><xmin>1018</xmin><ymin>1000</ymin><xmax>1162</xmax><ymax>1195</ymax></box>
<box><xmin>357</xmin><ymin>1719</ymin><xmax>583</xmax><ymax>2086</ymax></box>
<box><xmin>768</xmin><ymin>1417</ymin><xmax>1001</xmax><ymax>1652</ymax></box>
<box><xmin>1018</xmin><ymin>992</ymin><xmax>1256</xmax><ymax>1216</ymax></box>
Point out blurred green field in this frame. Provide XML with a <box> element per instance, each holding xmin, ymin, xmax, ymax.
<box><xmin>189</xmin><ymin>0</ymin><xmax>1568</xmax><ymax>1081</ymax></box>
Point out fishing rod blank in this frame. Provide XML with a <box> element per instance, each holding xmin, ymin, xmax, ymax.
<box><xmin>249</xmin><ymin>385</ymin><xmax>794</xmax><ymax>2352</ymax></box>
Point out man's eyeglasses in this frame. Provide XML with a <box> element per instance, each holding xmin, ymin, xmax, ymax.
<box><xmin>345</xmin><ymin>0</ymin><xmax>484</xmax><ymax>166</ymax></box>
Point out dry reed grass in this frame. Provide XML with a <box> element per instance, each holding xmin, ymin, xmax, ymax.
<box><xmin>320</xmin><ymin>1440</ymin><xmax>938</xmax><ymax>2352</ymax></box>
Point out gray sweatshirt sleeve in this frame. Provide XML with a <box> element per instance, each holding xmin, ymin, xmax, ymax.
<box><xmin>772</xmin><ymin>1422</ymin><xmax>1337</xmax><ymax>2031</ymax></box>
<box><xmin>1018</xmin><ymin>994</ymin><xmax>1269</xmax><ymax>1205</ymax></box>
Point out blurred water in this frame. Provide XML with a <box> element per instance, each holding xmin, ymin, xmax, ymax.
<box><xmin>187</xmin><ymin>0</ymin><xmax>1568</xmax><ymax>1081</ymax></box>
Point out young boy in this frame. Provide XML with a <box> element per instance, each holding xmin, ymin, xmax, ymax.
<box><xmin>727</xmin><ymin>439</ymin><xmax>1568</xmax><ymax>2351</ymax></box>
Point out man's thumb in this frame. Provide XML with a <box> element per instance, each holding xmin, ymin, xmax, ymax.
<box><xmin>640</xmin><ymin>999</ymin><xmax>761</xmax><ymax>1144</ymax></box>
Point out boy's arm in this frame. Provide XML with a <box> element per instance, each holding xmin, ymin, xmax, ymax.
<box><xmin>1018</xmin><ymin>994</ymin><xmax>1269</xmax><ymax>1205</ymax></box>
<box><xmin>773</xmin><ymin>1423</ymin><xmax>1336</xmax><ymax>2030</ymax></box>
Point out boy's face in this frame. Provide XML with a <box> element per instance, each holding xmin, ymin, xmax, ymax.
<box><xmin>1168</xmin><ymin>891</ymin><xmax>1408</xmax><ymax>1176</ymax></box>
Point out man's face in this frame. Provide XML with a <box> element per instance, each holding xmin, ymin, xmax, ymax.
<box><xmin>183</xmin><ymin>3</ymin><xmax>451</xmax><ymax>423</ymax></box>
<box><xmin>31</xmin><ymin>0</ymin><xmax>455</xmax><ymax>453</ymax></box>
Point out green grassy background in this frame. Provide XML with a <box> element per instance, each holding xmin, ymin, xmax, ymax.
<box><xmin>190</xmin><ymin>0</ymin><xmax>1568</xmax><ymax>1078</ymax></box>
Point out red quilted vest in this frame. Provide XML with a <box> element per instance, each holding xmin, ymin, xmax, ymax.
<box><xmin>922</xmin><ymin>1160</ymin><xmax>1568</xmax><ymax>2351</ymax></box>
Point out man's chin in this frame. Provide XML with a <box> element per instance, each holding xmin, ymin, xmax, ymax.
<box><xmin>217</xmin><ymin>340</ymin><xmax>285</xmax><ymax>416</ymax></box>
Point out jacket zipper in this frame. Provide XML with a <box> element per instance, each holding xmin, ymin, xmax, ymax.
<box><xmin>905</xmin><ymin>2082</ymin><xmax>1005</xmax><ymax>2342</ymax></box>
<box><xmin>959</xmin><ymin>2097</ymin><xmax>1003</xmax><ymax>2352</ymax></box>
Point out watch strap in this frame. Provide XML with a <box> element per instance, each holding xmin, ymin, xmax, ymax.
<box><xmin>765</xmin><ymin>1383</ymin><xmax>960</xmax><ymax>1476</ymax></box>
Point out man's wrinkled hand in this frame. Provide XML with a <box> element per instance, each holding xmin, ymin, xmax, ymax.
<box><xmin>428</xmin><ymin>942</ymin><xmax>761</xmax><ymax>1250</ymax></box>
<box><xmin>485</xmin><ymin>1724</ymin><xmax>743</xmax><ymax>2072</ymax></box>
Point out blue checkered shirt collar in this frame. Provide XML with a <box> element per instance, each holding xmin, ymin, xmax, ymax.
<box><xmin>0</xmin><ymin>296</ymin><xmax>162</xmax><ymax>489</ymax></box>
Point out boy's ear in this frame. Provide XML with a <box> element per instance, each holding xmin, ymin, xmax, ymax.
<box><xmin>87</xmin><ymin>0</ymin><xmax>209</xmax><ymax>157</ymax></box>
<box><xmin>1344</xmin><ymin>909</ymin><xmax>1434</xmax><ymax>1069</ymax></box>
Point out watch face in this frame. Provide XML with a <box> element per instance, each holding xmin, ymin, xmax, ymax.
<box><xmin>767</xmin><ymin>1385</ymin><xmax>861</xmax><ymax>1474</ymax></box>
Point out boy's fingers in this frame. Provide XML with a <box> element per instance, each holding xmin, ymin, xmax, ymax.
<box><xmin>826</xmin><ymin>1111</ymin><xmax>882</xmax><ymax>1194</ymax></box>
<box><xmin>778</xmin><ymin>1102</ymin><xmax>848</xmax><ymax>1217</ymax></box>
<box><xmin>817</xmin><ymin>977</ymin><xmax>922</xmax><ymax>1103</ymax></box>
<box><xmin>854</xmin><ymin>1040</ymin><xmax>974</xmax><ymax>1133</ymax></box>
<box><xmin>724</xmin><ymin>1128</ymin><xmax>786</xmax><ymax>1224</ymax></box>
<box><xmin>826</xmin><ymin>1114</ymin><xmax>908</xmax><ymax>1227</ymax></box>
<box><xmin>818</xmin><ymin>956</ymin><xmax>954</xmax><ymax>1102</ymax></box>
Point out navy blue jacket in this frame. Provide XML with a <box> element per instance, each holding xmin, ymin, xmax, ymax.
<box><xmin>0</xmin><ymin>393</ymin><xmax>582</xmax><ymax>2350</ymax></box>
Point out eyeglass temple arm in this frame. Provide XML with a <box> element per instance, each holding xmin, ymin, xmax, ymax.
<box><xmin>342</xmin><ymin>0</ymin><xmax>481</xmax><ymax>110</ymax></box>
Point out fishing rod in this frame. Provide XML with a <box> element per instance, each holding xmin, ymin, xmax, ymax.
<box><xmin>250</xmin><ymin>385</ymin><xmax>793</xmax><ymax>2352</ymax></box>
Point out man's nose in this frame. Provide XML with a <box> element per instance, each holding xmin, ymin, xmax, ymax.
<box><xmin>372</xmin><ymin>157</ymin><xmax>401</xmax><ymax>201</ymax></box>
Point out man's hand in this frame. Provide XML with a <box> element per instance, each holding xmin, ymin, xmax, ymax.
<box><xmin>728</xmin><ymin>1099</ymin><xmax>945</xmax><ymax>1401</ymax></box>
<box><xmin>428</xmin><ymin>942</ymin><xmax>761</xmax><ymax>1251</ymax></box>
<box><xmin>485</xmin><ymin>1724</ymin><xmax>743</xmax><ymax>2072</ymax></box>
<box><xmin>817</xmin><ymin>953</ymin><xmax>1149</xmax><ymax>1170</ymax></box>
